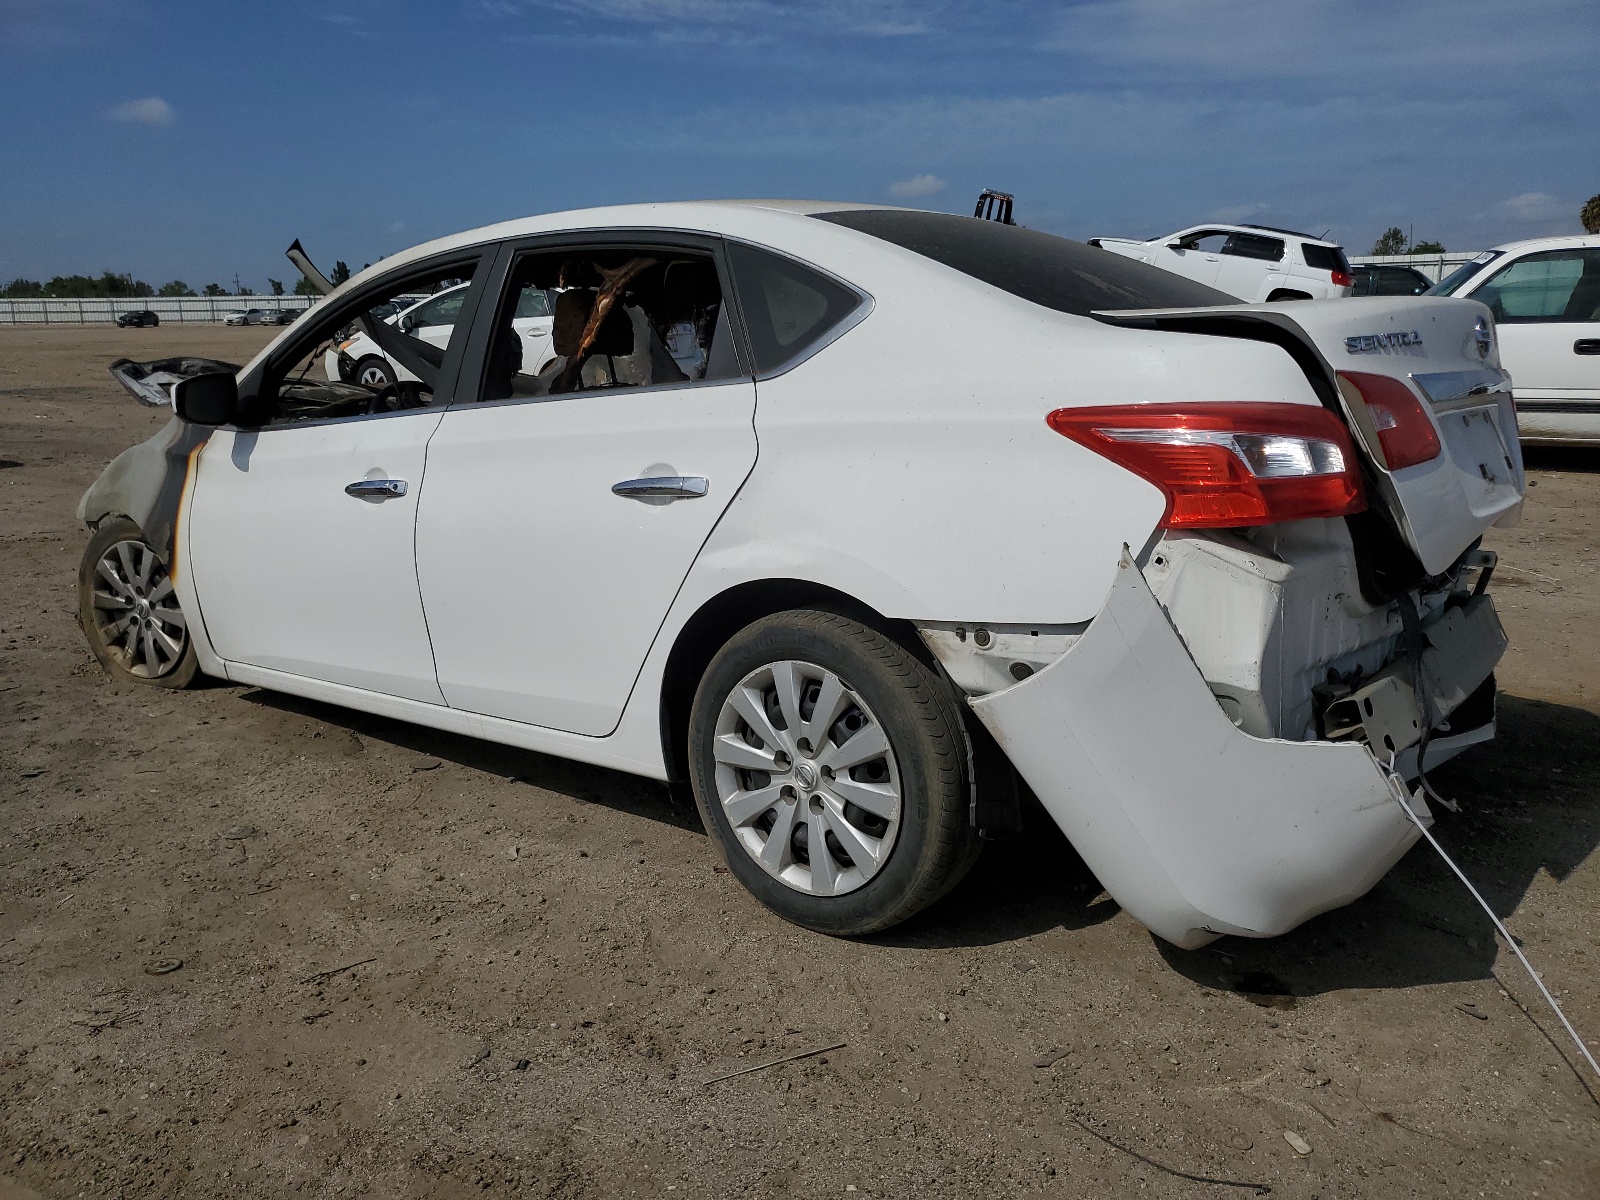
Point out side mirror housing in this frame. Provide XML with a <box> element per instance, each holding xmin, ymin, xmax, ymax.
<box><xmin>172</xmin><ymin>372</ymin><xmax>239</xmax><ymax>426</ymax></box>
<box><xmin>1166</xmin><ymin>240</ymin><xmax>1185</xmax><ymax>250</ymax></box>
<box><xmin>399</xmin><ymin>312</ymin><xmax>417</xmax><ymax>333</ymax></box>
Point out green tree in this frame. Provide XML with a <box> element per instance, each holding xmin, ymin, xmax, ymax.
<box><xmin>293</xmin><ymin>276</ymin><xmax>321</xmax><ymax>296</ymax></box>
<box><xmin>268</xmin><ymin>278</ymin><xmax>285</xmax><ymax>296</ymax></box>
<box><xmin>1409</xmin><ymin>240</ymin><xmax>1445</xmax><ymax>255</ymax></box>
<box><xmin>157</xmin><ymin>280</ymin><xmax>196</xmax><ymax>297</ymax></box>
<box><xmin>331</xmin><ymin>260</ymin><xmax>351</xmax><ymax>286</ymax></box>
<box><xmin>1372</xmin><ymin>227</ymin><xmax>1407</xmax><ymax>255</ymax></box>
<box><xmin>1</xmin><ymin>279</ymin><xmax>45</xmax><ymax>298</ymax></box>
<box><xmin>203</xmin><ymin>283</ymin><xmax>227</xmax><ymax>297</ymax></box>
<box><xmin>1582</xmin><ymin>193</ymin><xmax>1600</xmax><ymax>235</ymax></box>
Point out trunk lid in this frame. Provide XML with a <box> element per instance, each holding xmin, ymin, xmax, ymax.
<box><xmin>1093</xmin><ymin>296</ymin><xmax>1523</xmax><ymax>576</ymax></box>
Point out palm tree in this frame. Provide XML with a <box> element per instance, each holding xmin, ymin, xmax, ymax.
<box><xmin>1583</xmin><ymin>194</ymin><xmax>1600</xmax><ymax>235</ymax></box>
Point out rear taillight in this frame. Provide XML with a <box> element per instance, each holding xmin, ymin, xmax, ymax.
<box><xmin>1331</xmin><ymin>270</ymin><xmax>1355</xmax><ymax>288</ymax></box>
<box><xmin>1047</xmin><ymin>402</ymin><xmax>1366</xmax><ymax>529</ymax></box>
<box><xmin>1335</xmin><ymin>371</ymin><xmax>1441</xmax><ymax>470</ymax></box>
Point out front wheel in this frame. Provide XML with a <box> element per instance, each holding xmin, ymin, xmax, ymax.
<box><xmin>78</xmin><ymin>518</ymin><xmax>198</xmax><ymax>688</ymax></box>
<box><xmin>352</xmin><ymin>356</ymin><xmax>396</xmax><ymax>389</ymax></box>
<box><xmin>688</xmin><ymin>610</ymin><xmax>979</xmax><ymax>936</ymax></box>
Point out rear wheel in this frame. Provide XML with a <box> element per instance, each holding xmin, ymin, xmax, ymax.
<box><xmin>78</xmin><ymin>518</ymin><xmax>198</xmax><ymax>688</ymax></box>
<box><xmin>689</xmin><ymin>610</ymin><xmax>979</xmax><ymax>935</ymax></box>
<box><xmin>1266</xmin><ymin>289</ymin><xmax>1311</xmax><ymax>302</ymax></box>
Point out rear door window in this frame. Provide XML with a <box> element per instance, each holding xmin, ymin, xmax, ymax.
<box><xmin>476</xmin><ymin>244</ymin><xmax>741</xmax><ymax>401</ymax></box>
<box><xmin>1222</xmin><ymin>232</ymin><xmax>1284</xmax><ymax>262</ymax></box>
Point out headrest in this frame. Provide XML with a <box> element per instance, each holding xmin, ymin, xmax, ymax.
<box><xmin>552</xmin><ymin>289</ymin><xmax>633</xmax><ymax>358</ymax></box>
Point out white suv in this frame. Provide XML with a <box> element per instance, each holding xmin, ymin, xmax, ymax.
<box><xmin>1426</xmin><ymin>236</ymin><xmax>1600</xmax><ymax>445</ymax></box>
<box><xmin>1090</xmin><ymin>224</ymin><xmax>1354</xmax><ymax>302</ymax></box>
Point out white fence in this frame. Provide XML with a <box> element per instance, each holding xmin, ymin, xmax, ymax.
<box><xmin>0</xmin><ymin>295</ymin><xmax>323</xmax><ymax>325</ymax></box>
<box><xmin>1347</xmin><ymin>252</ymin><xmax>1482</xmax><ymax>285</ymax></box>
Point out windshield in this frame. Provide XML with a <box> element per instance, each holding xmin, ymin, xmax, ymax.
<box><xmin>1426</xmin><ymin>253</ymin><xmax>1503</xmax><ymax>297</ymax></box>
<box><xmin>813</xmin><ymin>209</ymin><xmax>1234</xmax><ymax>314</ymax></box>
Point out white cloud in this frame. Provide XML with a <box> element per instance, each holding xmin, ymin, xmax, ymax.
<box><xmin>1206</xmin><ymin>203</ymin><xmax>1268</xmax><ymax>223</ymax></box>
<box><xmin>889</xmin><ymin>173</ymin><xmax>946</xmax><ymax>198</ymax></box>
<box><xmin>108</xmin><ymin>97</ymin><xmax>173</xmax><ymax>126</ymax></box>
<box><xmin>1479</xmin><ymin>192</ymin><xmax>1569</xmax><ymax>224</ymax></box>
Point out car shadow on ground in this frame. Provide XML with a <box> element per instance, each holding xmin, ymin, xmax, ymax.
<box><xmin>878</xmin><ymin>801</ymin><xmax>1116</xmax><ymax>948</ymax></box>
<box><xmin>238</xmin><ymin>689</ymin><xmax>1597</xmax><ymax>979</ymax></box>
<box><xmin>238</xmin><ymin>687</ymin><xmax>703</xmax><ymax>834</ymax></box>
<box><xmin>1154</xmin><ymin>695</ymin><xmax>1600</xmax><ymax>1003</ymax></box>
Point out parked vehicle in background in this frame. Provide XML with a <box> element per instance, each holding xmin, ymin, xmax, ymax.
<box><xmin>1351</xmin><ymin>263</ymin><xmax>1431</xmax><ymax>296</ymax></box>
<box><xmin>323</xmin><ymin>282</ymin><xmax>554</xmax><ymax>390</ymax></box>
<box><xmin>1427</xmin><ymin>236</ymin><xmax>1600</xmax><ymax>445</ymax></box>
<box><xmin>115</xmin><ymin>310</ymin><xmax>160</xmax><ymax>327</ymax></box>
<box><xmin>1090</xmin><ymin>224</ymin><xmax>1354</xmax><ymax>301</ymax></box>
<box><xmin>265</xmin><ymin>309</ymin><xmax>301</xmax><ymax>325</ymax></box>
<box><xmin>222</xmin><ymin>308</ymin><xmax>265</xmax><ymax>326</ymax></box>
<box><xmin>80</xmin><ymin>201</ymin><xmax>1517</xmax><ymax>950</ymax></box>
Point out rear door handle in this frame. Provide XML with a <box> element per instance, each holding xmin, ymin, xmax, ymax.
<box><xmin>344</xmin><ymin>478</ymin><xmax>408</xmax><ymax>499</ymax></box>
<box><xmin>1575</xmin><ymin>339</ymin><xmax>1600</xmax><ymax>355</ymax></box>
<box><xmin>611</xmin><ymin>475</ymin><xmax>709</xmax><ymax>499</ymax></box>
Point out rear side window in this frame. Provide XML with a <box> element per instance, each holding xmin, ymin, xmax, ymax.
<box><xmin>1301</xmin><ymin>243</ymin><xmax>1351</xmax><ymax>273</ymax></box>
<box><xmin>814</xmin><ymin>209</ymin><xmax>1232</xmax><ymax>315</ymax></box>
<box><xmin>1223</xmin><ymin>232</ymin><xmax>1284</xmax><ymax>262</ymax></box>
<box><xmin>725</xmin><ymin>241</ymin><xmax>865</xmax><ymax>376</ymax></box>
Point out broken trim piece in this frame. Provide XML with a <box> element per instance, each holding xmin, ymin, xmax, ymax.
<box><xmin>970</xmin><ymin>549</ymin><xmax>1422</xmax><ymax>948</ymax></box>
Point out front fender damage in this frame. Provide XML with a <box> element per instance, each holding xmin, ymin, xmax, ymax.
<box><xmin>969</xmin><ymin>551</ymin><xmax>1424</xmax><ymax>949</ymax></box>
<box><xmin>77</xmin><ymin>416</ymin><xmax>211</xmax><ymax>565</ymax></box>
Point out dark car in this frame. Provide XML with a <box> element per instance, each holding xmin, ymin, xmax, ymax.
<box><xmin>115</xmin><ymin>310</ymin><xmax>160</xmax><ymax>327</ymax></box>
<box><xmin>265</xmin><ymin>309</ymin><xmax>301</xmax><ymax>325</ymax></box>
<box><xmin>1350</xmin><ymin>264</ymin><xmax>1432</xmax><ymax>296</ymax></box>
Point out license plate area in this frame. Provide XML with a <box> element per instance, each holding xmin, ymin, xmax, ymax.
<box><xmin>1439</xmin><ymin>404</ymin><xmax>1518</xmax><ymax>516</ymax></box>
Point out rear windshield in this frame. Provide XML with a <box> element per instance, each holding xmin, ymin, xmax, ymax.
<box><xmin>1300</xmin><ymin>243</ymin><xmax>1351</xmax><ymax>273</ymax></box>
<box><xmin>813</xmin><ymin>209</ymin><xmax>1232</xmax><ymax>313</ymax></box>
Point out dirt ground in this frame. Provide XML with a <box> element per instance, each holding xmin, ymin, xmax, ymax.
<box><xmin>2</xmin><ymin>324</ymin><xmax>1597</xmax><ymax>1199</ymax></box>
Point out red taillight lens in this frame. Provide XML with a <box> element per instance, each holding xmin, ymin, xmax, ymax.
<box><xmin>1335</xmin><ymin>371</ymin><xmax>1442</xmax><ymax>470</ymax></box>
<box><xmin>1332</xmin><ymin>270</ymin><xmax>1355</xmax><ymax>288</ymax></box>
<box><xmin>1047</xmin><ymin>402</ymin><xmax>1366</xmax><ymax>529</ymax></box>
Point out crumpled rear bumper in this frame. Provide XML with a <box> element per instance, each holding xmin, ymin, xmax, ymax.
<box><xmin>969</xmin><ymin>553</ymin><xmax>1442</xmax><ymax>949</ymax></box>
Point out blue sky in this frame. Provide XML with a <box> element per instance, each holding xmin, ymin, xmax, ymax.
<box><xmin>2</xmin><ymin>0</ymin><xmax>1596</xmax><ymax>291</ymax></box>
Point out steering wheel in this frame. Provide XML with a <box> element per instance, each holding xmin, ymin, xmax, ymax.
<box><xmin>367</xmin><ymin>382</ymin><xmax>402</xmax><ymax>414</ymax></box>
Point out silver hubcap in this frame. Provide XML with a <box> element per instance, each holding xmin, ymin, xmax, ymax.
<box><xmin>359</xmin><ymin>365</ymin><xmax>388</xmax><ymax>386</ymax></box>
<box><xmin>91</xmin><ymin>539</ymin><xmax>187</xmax><ymax>678</ymax></box>
<box><xmin>712</xmin><ymin>660</ymin><xmax>902</xmax><ymax>896</ymax></box>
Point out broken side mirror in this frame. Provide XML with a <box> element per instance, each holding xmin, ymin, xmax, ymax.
<box><xmin>172</xmin><ymin>372</ymin><xmax>239</xmax><ymax>426</ymax></box>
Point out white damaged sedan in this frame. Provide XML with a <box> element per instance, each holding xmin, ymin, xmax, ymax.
<box><xmin>79</xmin><ymin>201</ymin><xmax>1521</xmax><ymax>947</ymax></box>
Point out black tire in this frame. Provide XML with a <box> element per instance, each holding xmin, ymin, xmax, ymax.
<box><xmin>352</xmin><ymin>356</ymin><xmax>395</xmax><ymax>389</ymax></box>
<box><xmin>688</xmin><ymin>609</ymin><xmax>980</xmax><ymax>935</ymax></box>
<box><xmin>78</xmin><ymin>518</ymin><xmax>199</xmax><ymax>689</ymax></box>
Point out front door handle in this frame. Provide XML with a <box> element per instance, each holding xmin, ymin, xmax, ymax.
<box><xmin>1575</xmin><ymin>339</ymin><xmax>1600</xmax><ymax>355</ymax></box>
<box><xmin>344</xmin><ymin>478</ymin><xmax>408</xmax><ymax>499</ymax></box>
<box><xmin>611</xmin><ymin>475</ymin><xmax>709</xmax><ymax>499</ymax></box>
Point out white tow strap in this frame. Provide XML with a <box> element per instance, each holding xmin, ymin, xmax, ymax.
<box><xmin>1384</xmin><ymin>766</ymin><xmax>1600</xmax><ymax>1080</ymax></box>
